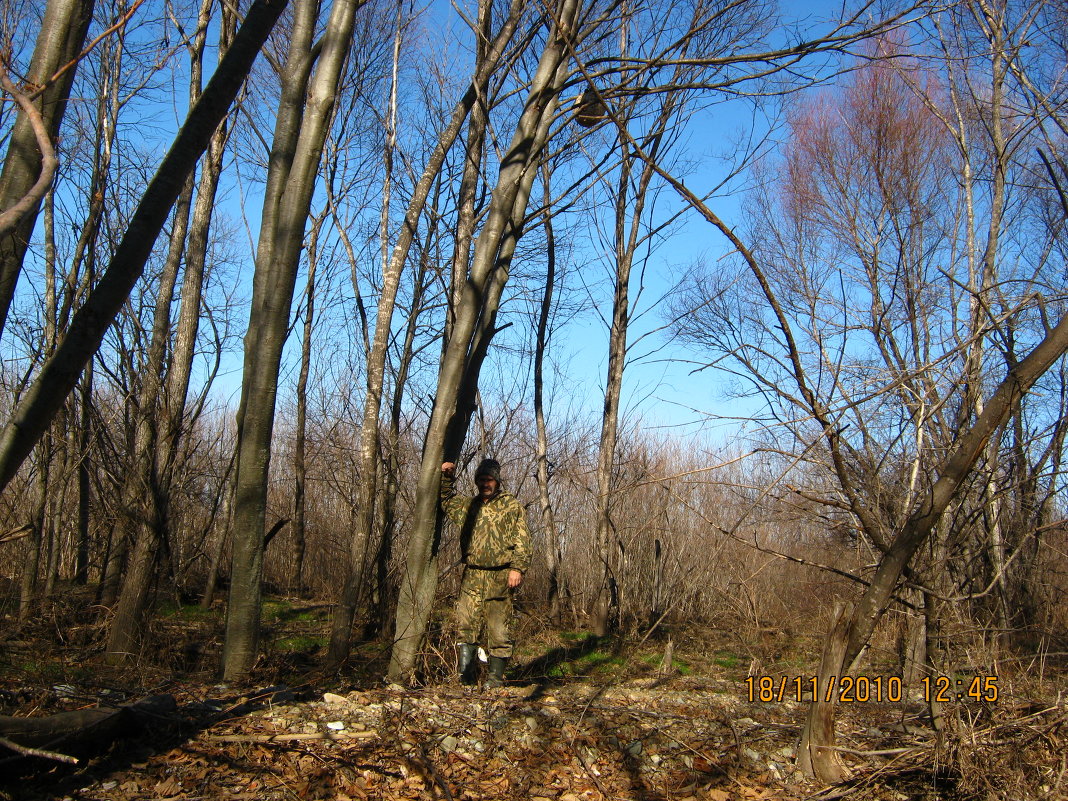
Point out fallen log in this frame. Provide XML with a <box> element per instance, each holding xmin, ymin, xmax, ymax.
<box><xmin>0</xmin><ymin>694</ymin><xmax>177</xmax><ymax>760</ymax></box>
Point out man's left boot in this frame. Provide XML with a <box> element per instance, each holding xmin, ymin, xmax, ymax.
<box><xmin>485</xmin><ymin>656</ymin><xmax>508</xmax><ymax>688</ymax></box>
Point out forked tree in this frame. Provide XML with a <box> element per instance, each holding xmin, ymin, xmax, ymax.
<box><xmin>223</xmin><ymin>0</ymin><xmax>365</xmax><ymax>680</ymax></box>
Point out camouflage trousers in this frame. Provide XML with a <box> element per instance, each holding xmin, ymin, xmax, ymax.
<box><xmin>455</xmin><ymin>566</ymin><xmax>514</xmax><ymax>658</ymax></box>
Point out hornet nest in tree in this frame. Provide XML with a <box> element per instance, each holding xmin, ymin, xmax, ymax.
<box><xmin>574</xmin><ymin>87</ymin><xmax>607</xmax><ymax>127</ymax></box>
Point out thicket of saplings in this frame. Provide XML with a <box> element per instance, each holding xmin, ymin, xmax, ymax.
<box><xmin>1</xmin><ymin>403</ymin><xmax>1065</xmax><ymax>693</ymax></box>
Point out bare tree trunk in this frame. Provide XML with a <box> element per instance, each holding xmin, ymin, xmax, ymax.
<box><xmin>104</xmin><ymin>0</ymin><xmax>235</xmax><ymax>659</ymax></box>
<box><xmin>223</xmin><ymin>0</ymin><xmax>364</xmax><ymax>680</ymax></box>
<box><xmin>534</xmin><ymin>163</ymin><xmax>561</xmax><ymax>621</ymax></box>
<box><xmin>590</xmin><ymin>148</ymin><xmax>632</xmax><ymax>636</ymax></box>
<box><xmin>75</xmin><ymin>362</ymin><xmax>93</xmax><ymax>584</ymax></box>
<box><xmin>104</xmin><ymin>168</ymin><xmax>194</xmax><ymax>662</ymax></box>
<box><xmin>292</xmin><ymin>216</ymin><xmax>324</xmax><ymax>596</ymax></box>
<box><xmin>368</xmin><ymin>219</ymin><xmax>436</xmax><ymax>639</ymax></box>
<box><xmin>388</xmin><ymin>0</ymin><xmax>580</xmax><ymax>682</ymax></box>
<box><xmin>159</xmin><ymin>0</ymin><xmax>238</xmax><ymax>480</ymax></box>
<box><xmin>201</xmin><ymin>463</ymin><xmax>235</xmax><ymax>609</ymax></box>
<box><xmin>0</xmin><ymin>0</ymin><xmax>95</xmax><ymax>338</ymax></box>
<box><xmin>20</xmin><ymin>442</ymin><xmax>49</xmax><ymax>620</ymax></box>
<box><xmin>591</xmin><ymin>104</ymin><xmax>673</xmax><ymax>634</ymax></box>
<box><xmin>325</xmin><ymin>0</ymin><xmax>523</xmax><ymax>667</ymax></box>
<box><xmin>797</xmin><ymin>601</ymin><xmax>851</xmax><ymax>783</ymax></box>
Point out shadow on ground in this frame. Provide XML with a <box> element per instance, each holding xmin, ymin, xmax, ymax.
<box><xmin>0</xmin><ymin>685</ymin><xmax>314</xmax><ymax>801</ymax></box>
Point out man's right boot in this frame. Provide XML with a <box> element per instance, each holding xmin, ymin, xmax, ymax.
<box><xmin>457</xmin><ymin>643</ymin><xmax>478</xmax><ymax>685</ymax></box>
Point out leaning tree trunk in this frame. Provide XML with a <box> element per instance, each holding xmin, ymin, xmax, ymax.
<box><xmin>0</xmin><ymin>0</ymin><xmax>290</xmax><ymax>495</ymax></box>
<box><xmin>798</xmin><ymin>308</ymin><xmax>1068</xmax><ymax>779</ymax></box>
<box><xmin>387</xmin><ymin>0</ymin><xmax>581</xmax><ymax>683</ymax></box>
<box><xmin>0</xmin><ymin>0</ymin><xmax>94</xmax><ymax>338</ymax></box>
<box><xmin>222</xmin><ymin>0</ymin><xmax>364</xmax><ymax>680</ymax></box>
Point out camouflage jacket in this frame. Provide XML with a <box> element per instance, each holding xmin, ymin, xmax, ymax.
<box><xmin>440</xmin><ymin>473</ymin><xmax>532</xmax><ymax>572</ymax></box>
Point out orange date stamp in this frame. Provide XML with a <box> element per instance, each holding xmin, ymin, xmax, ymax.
<box><xmin>744</xmin><ymin>675</ymin><xmax>999</xmax><ymax>703</ymax></box>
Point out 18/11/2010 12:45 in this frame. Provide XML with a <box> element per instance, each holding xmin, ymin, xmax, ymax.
<box><xmin>744</xmin><ymin>674</ymin><xmax>999</xmax><ymax>703</ymax></box>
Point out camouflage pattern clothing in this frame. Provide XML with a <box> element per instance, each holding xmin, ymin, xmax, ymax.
<box><xmin>441</xmin><ymin>472</ymin><xmax>532</xmax><ymax>658</ymax></box>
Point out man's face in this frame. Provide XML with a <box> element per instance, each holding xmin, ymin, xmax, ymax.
<box><xmin>476</xmin><ymin>475</ymin><xmax>498</xmax><ymax>498</ymax></box>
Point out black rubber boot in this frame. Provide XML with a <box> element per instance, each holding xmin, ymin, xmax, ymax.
<box><xmin>485</xmin><ymin>656</ymin><xmax>508</xmax><ymax>688</ymax></box>
<box><xmin>457</xmin><ymin>643</ymin><xmax>478</xmax><ymax>685</ymax></box>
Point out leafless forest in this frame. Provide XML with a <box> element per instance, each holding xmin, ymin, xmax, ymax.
<box><xmin>1</xmin><ymin>0</ymin><xmax>1067</xmax><ymax>797</ymax></box>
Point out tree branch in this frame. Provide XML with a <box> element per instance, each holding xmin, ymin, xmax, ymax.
<box><xmin>0</xmin><ymin>70</ymin><xmax>58</xmax><ymax>240</ymax></box>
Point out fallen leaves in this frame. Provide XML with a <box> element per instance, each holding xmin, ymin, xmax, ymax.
<box><xmin>2</xmin><ymin>675</ymin><xmax>954</xmax><ymax>801</ymax></box>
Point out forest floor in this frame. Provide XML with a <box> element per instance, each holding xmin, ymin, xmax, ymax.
<box><xmin>0</xmin><ymin>592</ymin><xmax>1065</xmax><ymax>801</ymax></box>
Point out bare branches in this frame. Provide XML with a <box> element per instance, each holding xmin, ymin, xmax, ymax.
<box><xmin>24</xmin><ymin>0</ymin><xmax>147</xmax><ymax>102</ymax></box>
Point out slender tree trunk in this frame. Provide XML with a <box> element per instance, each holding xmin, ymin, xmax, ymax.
<box><xmin>104</xmin><ymin>170</ymin><xmax>194</xmax><ymax>662</ymax></box>
<box><xmin>388</xmin><ymin>0</ymin><xmax>580</xmax><ymax>682</ymax></box>
<box><xmin>292</xmin><ymin>217</ymin><xmax>324</xmax><ymax>596</ymax></box>
<box><xmin>534</xmin><ymin>163</ymin><xmax>561</xmax><ymax>620</ymax></box>
<box><xmin>223</xmin><ymin>0</ymin><xmax>364</xmax><ymax>680</ymax></box>
<box><xmin>159</xmin><ymin>0</ymin><xmax>238</xmax><ymax>481</ymax></box>
<box><xmin>103</xmin><ymin>0</ymin><xmax>232</xmax><ymax>655</ymax></box>
<box><xmin>75</xmin><ymin>363</ymin><xmax>93</xmax><ymax>583</ymax></box>
<box><xmin>590</xmin><ymin>109</ymin><xmax>669</xmax><ymax>633</ymax></box>
<box><xmin>20</xmin><ymin>441</ymin><xmax>49</xmax><ymax>620</ymax></box>
<box><xmin>201</xmin><ymin>461</ymin><xmax>235</xmax><ymax>609</ymax></box>
<box><xmin>590</xmin><ymin>149</ymin><xmax>633</xmax><ymax>636</ymax></box>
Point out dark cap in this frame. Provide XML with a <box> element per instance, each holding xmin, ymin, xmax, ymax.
<box><xmin>474</xmin><ymin>458</ymin><xmax>502</xmax><ymax>483</ymax></box>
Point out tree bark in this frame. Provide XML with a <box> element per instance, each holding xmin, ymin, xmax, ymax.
<box><xmin>0</xmin><ymin>0</ymin><xmax>95</xmax><ymax>338</ymax></box>
<box><xmin>797</xmin><ymin>601</ymin><xmax>852</xmax><ymax>783</ymax></box>
<box><xmin>223</xmin><ymin>0</ymin><xmax>364</xmax><ymax>680</ymax></box>
<box><xmin>388</xmin><ymin>0</ymin><xmax>580</xmax><ymax>683</ymax></box>
<box><xmin>534</xmin><ymin>162</ymin><xmax>561</xmax><ymax>621</ymax></box>
<box><xmin>292</xmin><ymin>215</ymin><xmax>324</xmax><ymax>596</ymax></box>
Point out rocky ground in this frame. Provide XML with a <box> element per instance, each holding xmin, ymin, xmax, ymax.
<box><xmin>5</xmin><ymin>670</ymin><xmax>1052</xmax><ymax>801</ymax></box>
<box><xmin>1</xmin><ymin>601</ymin><xmax>1065</xmax><ymax>800</ymax></box>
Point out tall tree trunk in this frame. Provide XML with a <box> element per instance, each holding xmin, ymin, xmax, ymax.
<box><xmin>292</xmin><ymin>215</ymin><xmax>325</xmax><ymax>596</ymax></box>
<box><xmin>590</xmin><ymin>100</ymin><xmax>673</xmax><ymax>633</ymax></box>
<box><xmin>223</xmin><ymin>0</ymin><xmax>364</xmax><ymax>680</ymax></box>
<box><xmin>104</xmin><ymin>171</ymin><xmax>194</xmax><ymax>662</ymax></box>
<box><xmin>388</xmin><ymin>0</ymin><xmax>580</xmax><ymax>682</ymax></box>
<box><xmin>324</xmin><ymin>0</ymin><xmax>523</xmax><ymax>667</ymax></box>
<box><xmin>104</xmin><ymin>0</ymin><xmax>235</xmax><ymax>660</ymax></box>
<box><xmin>0</xmin><ymin>0</ymin><xmax>95</xmax><ymax>337</ymax></box>
<box><xmin>534</xmin><ymin>163</ymin><xmax>561</xmax><ymax>621</ymax></box>
<box><xmin>159</xmin><ymin>0</ymin><xmax>238</xmax><ymax>481</ymax></box>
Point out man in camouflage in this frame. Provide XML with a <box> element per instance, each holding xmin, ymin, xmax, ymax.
<box><xmin>440</xmin><ymin>458</ymin><xmax>531</xmax><ymax>687</ymax></box>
